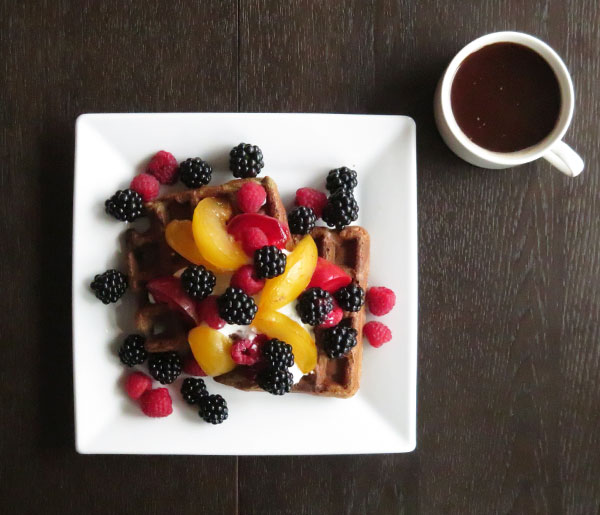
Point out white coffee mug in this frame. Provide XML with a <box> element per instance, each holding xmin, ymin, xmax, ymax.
<box><xmin>434</xmin><ymin>31</ymin><xmax>584</xmax><ymax>177</ymax></box>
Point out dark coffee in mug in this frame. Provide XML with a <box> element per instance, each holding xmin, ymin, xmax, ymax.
<box><xmin>450</xmin><ymin>42</ymin><xmax>561</xmax><ymax>153</ymax></box>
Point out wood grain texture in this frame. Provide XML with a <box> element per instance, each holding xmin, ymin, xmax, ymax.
<box><xmin>1</xmin><ymin>0</ymin><xmax>600</xmax><ymax>514</ymax></box>
<box><xmin>0</xmin><ymin>1</ymin><xmax>238</xmax><ymax>514</ymax></box>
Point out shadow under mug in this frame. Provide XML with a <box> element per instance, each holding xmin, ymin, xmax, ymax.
<box><xmin>434</xmin><ymin>31</ymin><xmax>584</xmax><ymax>177</ymax></box>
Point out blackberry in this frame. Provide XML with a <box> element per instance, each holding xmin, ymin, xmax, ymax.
<box><xmin>181</xmin><ymin>265</ymin><xmax>216</xmax><ymax>300</ymax></box>
<box><xmin>322</xmin><ymin>189</ymin><xmax>359</xmax><ymax>230</ymax></box>
<box><xmin>148</xmin><ymin>352</ymin><xmax>182</xmax><ymax>384</ymax></box>
<box><xmin>229</xmin><ymin>143</ymin><xmax>264</xmax><ymax>178</ymax></box>
<box><xmin>335</xmin><ymin>282</ymin><xmax>365</xmax><ymax>312</ymax></box>
<box><xmin>257</xmin><ymin>367</ymin><xmax>293</xmax><ymax>395</ymax></box>
<box><xmin>254</xmin><ymin>245</ymin><xmax>287</xmax><ymax>279</ymax></box>
<box><xmin>296</xmin><ymin>287</ymin><xmax>334</xmax><ymax>325</ymax></box>
<box><xmin>326</xmin><ymin>167</ymin><xmax>358</xmax><ymax>193</ymax></box>
<box><xmin>181</xmin><ymin>377</ymin><xmax>208</xmax><ymax>405</ymax></box>
<box><xmin>262</xmin><ymin>339</ymin><xmax>294</xmax><ymax>369</ymax></box>
<box><xmin>322</xmin><ymin>325</ymin><xmax>358</xmax><ymax>359</ymax></box>
<box><xmin>105</xmin><ymin>189</ymin><xmax>144</xmax><ymax>222</ymax></box>
<box><xmin>288</xmin><ymin>206</ymin><xmax>316</xmax><ymax>235</ymax></box>
<box><xmin>217</xmin><ymin>287</ymin><xmax>258</xmax><ymax>325</ymax></box>
<box><xmin>179</xmin><ymin>157</ymin><xmax>212</xmax><ymax>188</ymax></box>
<box><xmin>90</xmin><ymin>269</ymin><xmax>128</xmax><ymax>304</ymax></box>
<box><xmin>118</xmin><ymin>334</ymin><xmax>147</xmax><ymax>367</ymax></box>
<box><xmin>198</xmin><ymin>394</ymin><xmax>228</xmax><ymax>424</ymax></box>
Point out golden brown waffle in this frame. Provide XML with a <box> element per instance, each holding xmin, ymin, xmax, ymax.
<box><xmin>125</xmin><ymin>177</ymin><xmax>289</xmax><ymax>353</ymax></box>
<box><xmin>215</xmin><ymin>225</ymin><xmax>370</xmax><ymax>398</ymax></box>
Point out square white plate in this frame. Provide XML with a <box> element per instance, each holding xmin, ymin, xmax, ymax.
<box><xmin>73</xmin><ymin>113</ymin><xmax>417</xmax><ymax>454</ymax></box>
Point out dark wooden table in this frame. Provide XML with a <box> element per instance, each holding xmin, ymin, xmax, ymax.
<box><xmin>2</xmin><ymin>1</ymin><xmax>599</xmax><ymax>513</ymax></box>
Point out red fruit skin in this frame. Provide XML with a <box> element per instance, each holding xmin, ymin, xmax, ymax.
<box><xmin>295</xmin><ymin>188</ymin><xmax>328</xmax><ymax>218</ymax></box>
<box><xmin>140</xmin><ymin>388</ymin><xmax>173</xmax><ymax>417</ymax></box>
<box><xmin>196</xmin><ymin>295</ymin><xmax>226</xmax><ymax>329</ymax></box>
<box><xmin>230</xmin><ymin>264</ymin><xmax>266</xmax><ymax>295</ymax></box>
<box><xmin>241</xmin><ymin>227</ymin><xmax>269</xmax><ymax>257</ymax></box>
<box><xmin>146</xmin><ymin>150</ymin><xmax>179</xmax><ymax>184</ymax></box>
<box><xmin>183</xmin><ymin>354</ymin><xmax>207</xmax><ymax>376</ymax></box>
<box><xmin>363</xmin><ymin>321</ymin><xmax>392</xmax><ymax>348</ymax></box>
<box><xmin>130</xmin><ymin>173</ymin><xmax>160</xmax><ymax>202</ymax></box>
<box><xmin>307</xmin><ymin>257</ymin><xmax>352</xmax><ymax>292</ymax></box>
<box><xmin>237</xmin><ymin>182</ymin><xmax>267</xmax><ymax>213</ymax></box>
<box><xmin>319</xmin><ymin>302</ymin><xmax>343</xmax><ymax>328</ymax></box>
<box><xmin>125</xmin><ymin>372</ymin><xmax>152</xmax><ymax>400</ymax></box>
<box><xmin>230</xmin><ymin>338</ymin><xmax>261</xmax><ymax>365</ymax></box>
<box><xmin>366</xmin><ymin>286</ymin><xmax>396</xmax><ymax>316</ymax></box>
<box><xmin>227</xmin><ymin>213</ymin><xmax>289</xmax><ymax>249</ymax></box>
<box><xmin>146</xmin><ymin>277</ymin><xmax>200</xmax><ymax>325</ymax></box>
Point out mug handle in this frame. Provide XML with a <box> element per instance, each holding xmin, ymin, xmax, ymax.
<box><xmin>542</xmin><ymin>140</ymin><xmax>584</xmax><ymax>177</ymax></box>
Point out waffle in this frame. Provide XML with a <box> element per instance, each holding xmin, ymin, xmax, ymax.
<box><xmin>125</xmin><ymin>177</ymin><xmax>289</xmax><ymax>353</ymax></box>
<box><xmin>215</xmin><ymin>225</ymin><xmax>370</xmax><ymax>398</ymax></box>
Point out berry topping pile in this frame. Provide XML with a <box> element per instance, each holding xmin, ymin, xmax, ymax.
<box><xmin>94</xmin><ymin>142</ymin><xmax>398</xmax><ymax>426</ymax></box>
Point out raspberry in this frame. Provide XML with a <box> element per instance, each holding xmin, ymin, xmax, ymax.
<box><xmin>140</xmin><ymin>388</ymin><xmax>173</xmax><ymax>417</ymax></box>
<box><xmin>241</xmin><ymin>227</ymin><xmax>269</xmax><ymax>256</ymax></box>
<box><xmin>366</xmin><ymin>286</ymin><xmax>396</xmax><ymax>316</ymax></box>
<box><xmin>146</xmin><ymin>150</ymin><xmax>179</xmax><ymax>184</ymax></box>
<box><xmin>130</xmin><ymin>173</ymin><xmax>160</xmax><ymax>202</ymax></box>
<box><xmin>183</xmin><ymin>354</ymin><xmax>207</xmax><ymax>376</ymax></box>
<box><xmin>295</xmin><ymin>187</ymin><xmax>328</xmax><ymax>218</ymax></box>
<box><xmin>363</xmin><ymin>321</ymin><xmax>392</xmax><ymax>348</ymax></box>
<box><xmin>230</xmin><ymin>338</ymin><xmax>261</xmax><ymax>365</ymax></box>
<box><xmin>319</xmin><ymin>302</ymin><xmax>343</xmax><ymax>328</ymax></box>
<box><xmin>125</xmin><ymin>371</ymin><xmax>152</xmax><ymax>400</ymax></box>
<box><xmin>230</xmin><ymin>264</ymin><xmax>265</xmax><ymax>295</ymax></box>
<box><xmin>197</xmin><ymin>295</ymin><xmax>226</xmax><ymax>329</ymax></box>
<box><xmin>237</xmin><ymin>182</ymin><xmax>267</xmax><ymax>213</ymax></box>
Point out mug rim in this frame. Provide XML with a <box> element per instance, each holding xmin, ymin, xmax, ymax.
<box><xmin>439</xmin><ymin>31</ymin><xmax>574</xmax><ymax>165</ymax></box>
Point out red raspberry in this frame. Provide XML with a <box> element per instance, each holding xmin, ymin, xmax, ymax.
<box><xmin>295</xmin><ymin>188</ymin><xmax>328</xmax><ymax>218</ymax></box>
<box><xmin>253</xmin><ymin>333</ymin><xmax>269</xmax><ymax>348</ymax></box>
<box><xmin>230</xmin><ymin>264</ymin><xmax>265</xmax><ymax>295</ymax></box>
<box><xmin>125</xmin><ymin>371</ymin><xmax>152</xmax><ymax>400</ymax></box>
<box><xmin>363</xmin><ymin>321</ymin><xmax>392</xmax><ymax>348</ymax></box>
<box><xmin>183</xmin><ymin>354</ymin><xmax>207</xmax><ymax>376</ymax></box>
<box><xmin>241</xmin><ymin>227</ymin><xmax>269</xmax><ymax>256</ymax></box>
<box><xmin>366</xmin><ymin>287</ymin><xmax>396</xmax><ymax>316</ymax></box>
<box><xmin>319</xmin><ymin>302</ymin><xmax>343</xmax><ymax>328</ymax></box>
<box><xmin>140</xmin><ymin>388</ymin><xmax>173</xmax><ymax>417</ymax></box>
<box><xmin>130</xmin><ymin>173</ymin><xmax>160</xmax><ymax>202</ymax></box>
<box><xmin>237</xmin><ymin>182</ymin><xmax>267</xmax><ymax>213</ymax></box>
<box><xmin>197</xmin><ymin>295</ymin><xmax>225</xmax><ymax>329</ymax></box>
<box><xmin>146</xmin><ymin>150</ymin><xmax>179</xmax><ymax>184</ymax></box>
<box><xmin>230</xmin><ymin>338</ymin><xmax>261</xmax><ymax>365</ymax></box>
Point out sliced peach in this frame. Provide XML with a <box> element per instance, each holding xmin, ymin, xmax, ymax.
<box><xmin>192</xmin><ymin>198</ymin><xmax>250</xmax><ymax>271</ymax></box>
<box><xmin>165</xmin><ymin>220</ymin><xmax>217</xmax><ymax>270</ymax></box>
<box><xmin>188</xmin><ymin>325</ymin><xmax>236</xmax><ymax>377</ymax></box>
<box><xmin>259</xmin><ymin>235</ymin><xmax>318</xmax><ymax>311</ymax></box>
<box><xmin>252</xmin><ymin>310</ymin><xmax>317</xmax><ymax>374</ymax></box>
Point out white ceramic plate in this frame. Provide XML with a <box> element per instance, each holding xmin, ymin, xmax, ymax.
<box><xmin>73</xmin><ymin>113</ymin><xmax>418</xmax><ymax>454</ymax></box>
